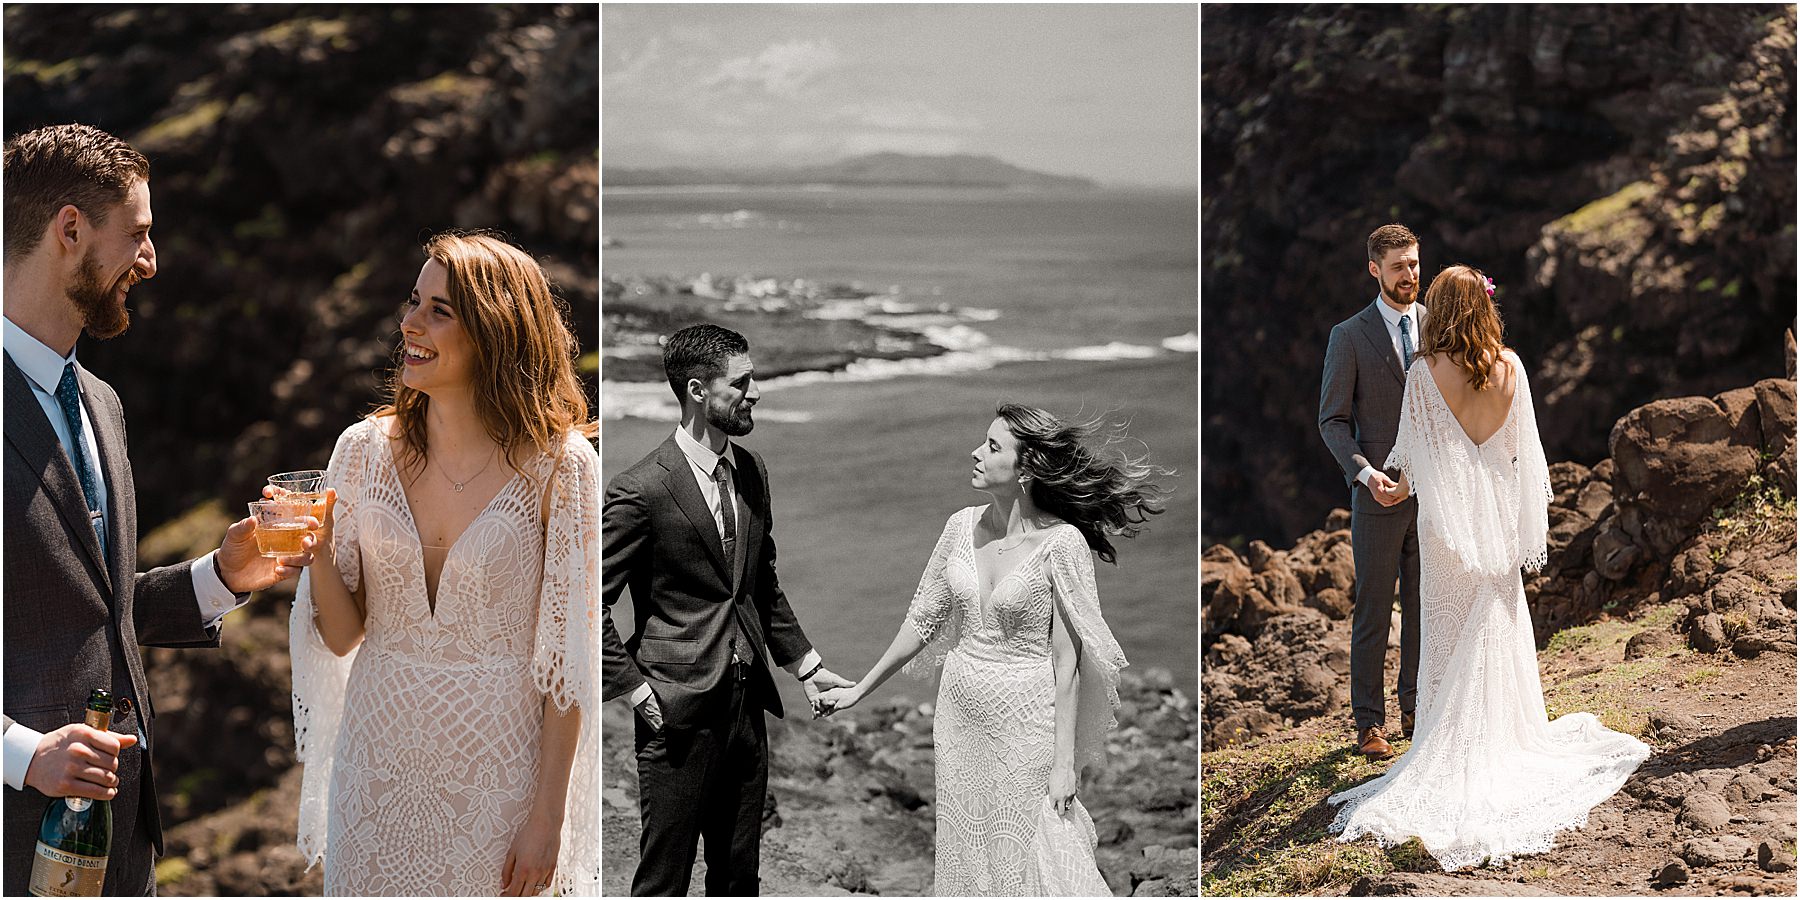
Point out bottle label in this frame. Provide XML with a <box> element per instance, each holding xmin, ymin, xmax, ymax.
<box><xmin>29</xmin><ymin>842</ymin><xmax>105</xmax><ymax>897</ymax></box>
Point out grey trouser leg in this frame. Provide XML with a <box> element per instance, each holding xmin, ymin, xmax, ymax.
<box><xmin>1350</xmin><ymin>499</ymin><xmax>1421</xmax><ymax>732</ymax></box>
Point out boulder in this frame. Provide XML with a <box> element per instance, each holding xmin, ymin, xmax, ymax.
<box><xmin>1610</xmin><ymin>394</ymin><xmax>1762</xmax><ymax>527</ymax></box>
<box><xmin>1676</xmin><ymin>792</ymin><xmax>1736</xmax><ymax>833</ymax></box>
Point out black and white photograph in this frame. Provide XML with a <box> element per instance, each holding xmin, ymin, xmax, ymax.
<box><xmin>599</xmin><ymin>4</ymin><xmax>1199</xmax><ymax>896</ymax></box>
<box><xmin>1202</xmin><ymin>5</ymin><xmax>1796</xmax><ymax>895</ymax></box>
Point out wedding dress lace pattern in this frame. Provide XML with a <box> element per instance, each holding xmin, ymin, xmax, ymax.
<box><xmin>904</xmin><ymin>506</ymin><xmax>1126</xmax><ymax>896</ymax></box>
<box><xmin>1328</xmin><ymin>351</ymin><xmax>1651</xmax><ymax>871</ymax></box>
<box><xmin>290</xmin><ymin>418</ymin><xmax>600</xmax><ymax>896</ymax></box>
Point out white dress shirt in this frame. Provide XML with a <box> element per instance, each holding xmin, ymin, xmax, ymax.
<box><xmin>3</xmin><ymin>317</ymin><xmax>243</xmax><ymax>791</ymax></box>
<box><xmin>630</xmin><ymin>428</ymin><xmax>821</xmax><ymax>708</ymax></box>
<box><xmin>1357</xmin><ymin>298</ymin><xmax>1427</xmax><ymax>489</ymax></box>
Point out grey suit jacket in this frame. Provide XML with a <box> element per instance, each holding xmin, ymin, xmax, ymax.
<box><xmin>2</xmin><ymin>354</ymin><xmax>219</xmax><ymax>895</ymax></box>
<box><xmin>601</xmin><ymin>435</ymin><xmax>814</xmax><ymax>729</ymax></box>
<box><xmin>1319</xmin><ymin>299</ymin><xmax>1424</xmax><ymax>516</ymax></box>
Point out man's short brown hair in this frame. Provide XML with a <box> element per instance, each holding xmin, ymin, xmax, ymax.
<box><xmin>3</xmin><ymin>124</ymin><xmax>150</xmax><ymax>263</ymax></box>
<box><xmin>1367</xmin><ymin>223</ymin><xmax>1418</xmax><ymax>263</ymax></box>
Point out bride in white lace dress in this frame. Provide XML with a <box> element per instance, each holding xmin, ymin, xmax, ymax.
<box><xmin>1328</xmin><ymin>264</ymin><xmax>1651</xmax><ymax>871</ymax></box>
<box><xmin>819</xmin><ymin>404</ymin><xmax>1169</xmax><ymax>896</ymax></box>
<box><xmin>287</xmin><ymin>233</ymin><xmax>600</xmax><ymax>896</ymax></box>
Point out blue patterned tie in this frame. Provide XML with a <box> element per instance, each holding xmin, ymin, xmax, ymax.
<box><xmin>1399</xmin><ymin>314</ymin><xmax>1415</xmax><ymax>371</ymax></box>
<box><xmin>55</xmin><ymin>363</ymin><xmax>107</xmax><ymax>559</ymax></box>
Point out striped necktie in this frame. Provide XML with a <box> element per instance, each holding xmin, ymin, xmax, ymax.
<box><xmin>1399</xmin><ymin>314</ymin><xmax>1415</xmax><ymax>371</ymax></box>
<box><xmin>55</xmin><ymin>362</ymin><xmax>107</xmax><ymax>559</ymax></box>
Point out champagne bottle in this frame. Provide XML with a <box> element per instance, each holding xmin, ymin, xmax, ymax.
<box><xmin>28</xmin><ymin>689</ymin><xmax>114</xmax><ymax>897</ymax></box>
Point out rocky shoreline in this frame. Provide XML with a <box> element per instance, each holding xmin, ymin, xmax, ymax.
<box><xmin>1202</xmin><ymin>358</ymin><xmax>1798</xmax><ymax>894</ymax></box>
<box><xmin>602</xmin><ymin>668</ymin><xmax>1198</xmax><ymax>896</ymax></box>
<box><xmin>602</xmin><ymin>272</ymin><xmax>960</xmax><ymax>386</ymax></box>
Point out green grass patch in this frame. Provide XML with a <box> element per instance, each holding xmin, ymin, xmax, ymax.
<box><xmin>1682</xmin><ymin>667</ymin><xmax>1723</xmax><ymax>686</ymax></box>
<box><xmin>1203</xmin><ymin>731</ymin><xmax>1425</xmax><ymax>894</ymax></box>
<box><xmin>1707</xmin><ymin>474</ymin><xmax>1797</xmax><ymax>554</ymax></box>
<box><xmin>1544</xmin><ymin>657</ymin><xmax>1665</xmax><ymax>739</ymax></box>
<box><xmin>1551</xmin><ymin>181</ymin><xmax>1657</xmax><ymax>238</ymax></box>
<box><xmin>154</xmin><ymin>857</ymin><xmax>192</xmax><ymax>887</ymax></box>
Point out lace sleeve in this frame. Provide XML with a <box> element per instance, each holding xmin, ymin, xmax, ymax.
<box><xmin>1512</xmin><ymin>353</ymin><xmax>1552</xmax><ymax>573</ymax></box>
<box><xmin>901</xmin><ymin>508</ymin><xmax>967</xmax><ymax>679</ymax></box>
<box><xmin>1045</xmin><ymin>527</ymin><xmax>1128</xmax><ymax>774</ymax></box>
<box><xmin>536</xmin><ymin>435</ymin><xmax>601</xmax><ymax>896</ymax></box>
<box><xmin>291</xmin><ymin>420</ymin><xmax>369</xmax><ymax>868</ymax></box>
<box><xmin>1385</xmin><ymin>362</ymin><xmax>1427</xmax><ymax>479</ymax></box>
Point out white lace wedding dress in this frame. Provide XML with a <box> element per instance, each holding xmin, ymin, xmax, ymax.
<box><xmin>905</xmin><ymin>506</ymin><xmax>1126</xmax><ymax>896</ymax></box>
<box><xmin>1328</xmin><ymin>351</ymin><xmax>1651</xmax><ymax>870</ymax></box>
<box><xmin>288</xmin><ymin>418</ymin><xmax>601</xmax><ymax>895</ymax></box>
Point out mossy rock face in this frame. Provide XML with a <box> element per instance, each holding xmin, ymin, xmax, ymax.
<box><xmin>1548</xmin><ymin>180</ymin><xmax>1659</xmax><ymax>240</ymax></box>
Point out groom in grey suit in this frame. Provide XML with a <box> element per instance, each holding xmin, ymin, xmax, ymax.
<box><xmin>1318</xmin><ymin>223</ymin><xmax>1427</xmax><ymax>761</ymax></box>
<box><xmin>2</xmin><ymin>124</ymin><xmax>316</xmax><ymax>895</ymax></box>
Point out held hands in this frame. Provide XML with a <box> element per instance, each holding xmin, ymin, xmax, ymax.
<box><xmin>1368</xmin><ymin>471</ymin><xmax>1409</xmax><ymax>507</ymax></box>
<box><xmin>217</xmin><ymin>487</ymin><xmax>337</xmax><ymax>594</ymax></box>
<box><xmin>814</xmin><ymin>685</ymin><xmax>861</xmax><ymax>717</ymax></box>
<box><xmin>804</xmin><ymin>668</ymin><xmax>857</xmax><ymax>718</ymax></box>
<box><xmin>25</xmin><ymin>724</ymin><xmax>138</xmax><ymax>801</ymax></box>
<box><xmin>499</xmin><ymin>810</ymin><xmax>561</xmax><ymax>896</ymax></box>
<box><xmin>1048</xmin><ymin>765</ymin><xmax>1078</xmax><ymax>816</ymax></box>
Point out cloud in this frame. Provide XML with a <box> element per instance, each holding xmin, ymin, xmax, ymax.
<box><xmin>705</xmin><ymin>39</ymin><xmax>843</xmax><ymax>97</ymax></box>
<box><xmin>836</xmin><ymin>100</ymin><xmax>978</xmax><ymax>131</ymax></box>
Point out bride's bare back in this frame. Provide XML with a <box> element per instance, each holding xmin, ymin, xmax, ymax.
<box><xmin>1424</xmin><ymin>350</ymin><xmax>1516</xmax><ymax>445</ymax></box>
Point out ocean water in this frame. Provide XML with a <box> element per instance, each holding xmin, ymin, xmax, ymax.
<box><xmin>602</xmin><ymin>187</ymin><xmax>1198</xmax><ymax>711</ymax></box>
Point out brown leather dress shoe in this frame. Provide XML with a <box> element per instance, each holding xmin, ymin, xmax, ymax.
<box><xmin>1359</xmin><ymin>726</ymin><xmax>1394</xmax><ymax>759</ymax></box>
<box><xmin>1401</xmin><ymin>711</ymin><xmax>1415</xmax><ymax>740</ymax></box>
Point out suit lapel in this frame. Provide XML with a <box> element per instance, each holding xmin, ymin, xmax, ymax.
<box><xmin>655</xmin><ymin>437</ymin><xmax>732</xmax><ymax>584</ymax></box>
<box><xmin>731</xmin><ymin>445</ymin><xmax>763</xmax><ymax>592</ymax></box>
<box><xmin>3</xmin><ymin>356</ymin><xmax>111</xmax><ymax>590</ymax></box>
<box><xmin>1356</xmin><ymin>301</ymin><xmax>1405</xmax><ymax>385</ymax></box>
<box><xmin>79</xmin><ymin>366</ymin><xmax>128</xmax><ymax>594</ymax></box>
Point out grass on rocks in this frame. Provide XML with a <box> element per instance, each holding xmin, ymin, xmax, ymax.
<box><xmin>1201</xmin><ymin>731</ymin><xmax>1439</xmax><ymax>895</ymax></box>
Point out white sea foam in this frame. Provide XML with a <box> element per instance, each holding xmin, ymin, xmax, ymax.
<box><xmin>1161</xmin><ymin>332</ymin><xmax>1199</xmax><ymax>353</ymax></box>
<box><xmin>1053</xmin><ymin>342</ymin><xmax>1162</xmax><ymax>362</ymax></box>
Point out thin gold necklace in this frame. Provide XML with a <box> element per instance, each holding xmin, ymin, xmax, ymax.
<box><xmin>433</xmin><ymin>446</ymin><xmax>497</xmax><ymax>493</ymax></box>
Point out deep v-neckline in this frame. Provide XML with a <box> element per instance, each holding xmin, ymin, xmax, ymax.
<box><xmin>1422</xmin><ymin>358</ymin><xmax>1516</xmax><ymax>449</ymax></box>
<box><xmin>965</xmin><ymin>510</ymin><xmax>1063</xmax><ymax>621</ymax></box>
<box><xmin>382</xmin><ymin>432</ymin><xmax>528</xmax><ymax>618</ymax></box>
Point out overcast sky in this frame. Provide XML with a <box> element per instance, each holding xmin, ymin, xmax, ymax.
<box><xmin>602</xmin><ymin>4</ymin><xmax>1197</xmax><ymax>188</ymax></box>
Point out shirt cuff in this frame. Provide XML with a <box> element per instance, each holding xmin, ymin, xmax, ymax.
<box><xmin>1356</xmin><ymin>465</ymin><xmax>1377</xmax><ymax>488</ymax></box>
<box><xmin>629</xmin><ymin>683</ymin><xmax>653</xmax><ymax>707</ymax></box>
<box><xmin>4</xmin><ymin>721</ymin><xmax>44</xmax><ymax>791</ymax></box>
<box><xmin>789</xmin><ymin>649</ymin><xmax>823</xmax><ymax>680</ymax></box>
<box><xmin>191</xmin><ymin>551</ymin><xmax>247</xmax><ymax>628</ymax></box>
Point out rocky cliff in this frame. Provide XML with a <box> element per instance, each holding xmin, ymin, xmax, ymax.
<box><xmin>1202</xmin><ymin>5</ymin><xmax>1796</xmax><ymax>546</ymax></box>
<box><xmin>1201</xmin><ymin>363</ymin><xmax>1797</xmax><ymax>894</ymax></box>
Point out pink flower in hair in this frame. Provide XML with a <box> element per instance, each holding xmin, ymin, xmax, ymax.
<box><xmin>1482</xmin><ymin>275</ymin><xmax>1496</xmax><ymax>298</ymax></box>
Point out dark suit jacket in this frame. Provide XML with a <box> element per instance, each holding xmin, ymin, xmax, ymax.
<box><xmin>602</xmin><ymin>434</ymin><xmax>813</xmax><ymax>728</ymax></box>
<box><xmin>1319</xmin><ymin>299</ymin><xmax>1423</xmax><ymax>516</ymax></box>
<box><xmin>2</xmin><ymin>355</ymin><xmax>219</xmax><ymax>895</ymax></box>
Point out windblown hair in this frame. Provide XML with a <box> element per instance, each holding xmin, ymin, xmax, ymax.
<box><xmin>3</xmin><ymin>123</ymin><xmax>149</xmax><ymax>262</ymax></box>
<box><xmin>997</xmin><ymin>403</ymin><xmax>1173</xmax><ymax>565</ymax></box>
<box><xmin>1366</xmin><ymin>222</ymin><xmax>1418</xmax><ymax>263</ymax></box>
<box><xmin>662</xmin><ymin>323</ymin><xmax>749</xmax><ymax>404</ymax></box>
<box><xmin>377</xmin><ymin>231</ymin><xmax>596</xmax><ymax>479</ymax></box>
<box><xmin>1418</xmin><ymin>264</ymin><xmax>1508</xmax><ymax>391</ymax></box>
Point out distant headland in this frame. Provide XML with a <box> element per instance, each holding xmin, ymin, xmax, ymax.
<box><xmin>602</xmin><ymin>152</ymin><xmax>1098</xmax><ymax>190</ymax></box>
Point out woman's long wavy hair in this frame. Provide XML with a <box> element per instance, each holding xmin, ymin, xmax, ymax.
<box><xmin>1418</xmin><ymin>264</ymin><xmax>1508</xmax><ymax>391</ymax></box>
<box><xmin>376</xmin><ymin>231</ymin><xmax>597</xmax><ymax>480</ymax></box>
<box><xmin>997</xmin><ymin>403</ymin><xmax>1172</xmax><ymax>565</ymax></box>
